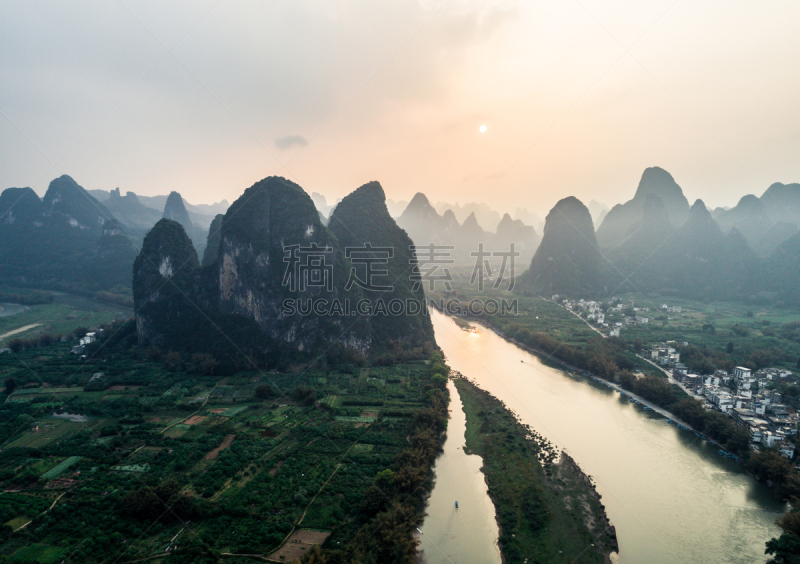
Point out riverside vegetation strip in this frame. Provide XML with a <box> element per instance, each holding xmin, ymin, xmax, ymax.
<box><xmin>454</xmin><ymin>376</ymin><xmax>618</xmax><ymax>564</ymax></box>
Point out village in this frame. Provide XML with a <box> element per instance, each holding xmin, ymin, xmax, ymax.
<box><xmin>553</xmin><ymin>295</ymin><xmax>800</xmax><ymax>458</ymax></box>
<box><xmin>649</xmin><ymin>345</ymin><xmax>798</xmax><ymax>458</ymax></box>
<box><xmin>554</xmin><ymin>295</ymin><xmax>680</xmax><ymax>337</ymax></box>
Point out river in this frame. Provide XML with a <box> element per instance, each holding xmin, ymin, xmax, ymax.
<box><xmin>417</xmin><ymin>379</ymin><xmax>503</xmax><ymax>564</ymax></box>
<box><xmin>421</xmin><ymin>309</ymin><xmax>786</xmax><ymax>564</ymax></box>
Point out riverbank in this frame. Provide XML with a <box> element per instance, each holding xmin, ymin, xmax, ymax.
<box><xmin>477</xmin><ymin>321</ymin><xmax>750</xmax><ymax>453</ymax></box>
<box><xmin>430</xmin><ymin>309</ymin><xmax>784</xmax><ymax>563</ymax></box>
<box><xmin>454</xmin><ymin>376</ymin><xmax>618</xmax><ymax>563</ymax></box>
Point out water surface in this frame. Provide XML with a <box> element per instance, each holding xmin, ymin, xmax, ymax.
<box><xmin>418</xmin><ymin>380</ymin><xmax>502</xmax><ymax>564</ymax></box>
<box><xmin>428</xmin><ymin>309</ymin><xmax>785</xmax><ymax>564</ymax></box>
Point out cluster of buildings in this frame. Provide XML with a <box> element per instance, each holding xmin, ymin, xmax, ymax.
<box><xmin>553</xmin><ymin>297</ymin><xmax>799</xmax><ymax>458</ymax></box>
<box><xmin>650</xmin><ymin>341</ymin><xmax>798</xmax><ymax>457</ymax></box>
<box><xmin>70</xmin><ymin>331</ymin><xmax>98</xmax><ymax>355</ymax></box>
<box><xmin>556</xmin><ymin>296</ymin><xmax>655</xmax><ymax>337</ymax></box>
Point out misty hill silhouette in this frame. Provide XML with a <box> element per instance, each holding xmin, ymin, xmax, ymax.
<box><xmin>597</xmin><ymin>167</ymin><xmax>690</xmax><ymax>249</ymax></box>
<box><xmin>0</xmin><ymin>175</ymin><xmax>136</xmax><ymax>293</ymax></box>
<box><xmin>712</xmin><ymin>182</ymin><xmax>800</xmax><ymax>256</ymax></box>
<box><xmin>396</xmin><ymin>192</ymin><xmax>539</xmax><ymax>266</ymax></box>
<box><xmin>518</xmin><ymin>196</ymin><xmax>606</xmax><ymax>296</ymax></box>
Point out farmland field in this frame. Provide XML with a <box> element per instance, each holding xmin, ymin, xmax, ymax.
<box><xmin>0</xmin><ymin>321</ymin><xmax>446</xmax><ymax>563</ymax></box>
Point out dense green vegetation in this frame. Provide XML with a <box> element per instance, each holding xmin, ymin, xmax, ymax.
<box><xmin>610</xmin><ymin>293</ymin><xmax>800</xmax><ymax>374</ymax></box>
<box><xmin>455</xmin><ymin>378</ymin><xmax>617</xmax><ymax>563</ymax></box>
<box><xmin>0</xmin><ymin>320</ymin><xmax>446</xmax><ymax>563</ymax></box>
<box><xmin>0</xmin><ymin>292</ymin><xmax>54</xmax><ymax>306</ymax></box>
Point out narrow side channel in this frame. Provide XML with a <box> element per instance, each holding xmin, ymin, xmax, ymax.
<box><xmin>418</xmin><ymin>379</ymin><xmax>502</xmax><ymax>564</ymax></box>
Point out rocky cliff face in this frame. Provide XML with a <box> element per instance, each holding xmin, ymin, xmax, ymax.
<box><xmin>133</xmin><ymin>219</ymin><xmax>200</xmax><ymax>345</ymax></box>
<box><xmin>328</xmin><ymin>181</ymin><xmax>434</xmax><ymax>349</ymax></box>
<box><xmin>214</xmin><ymin>177</ymin><xmax>370</xmax><ymax>353</ymax></box>
<box><xmin>518</xmin><ymin>196</ymin><xmax>606</xmax><ymax>297</ymax></box>
<box><xmin>134</xmin><ymin>176</ymin><xmax>372</xmax><ymax>358</ymax></box>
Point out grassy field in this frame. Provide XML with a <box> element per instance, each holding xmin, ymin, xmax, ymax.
<box><xmin>8</xmin><ymin>544</ymin><xmax>66</xmax><ymax>564</ymax></box>
<box><xmin>0</xmin><ymin>289</ymin><xmax>131</xmax><ymax>345</ymax></box>
<box><xmin>455</xmin><ymin>377</ymin><xmax>617</xmax><ymax>563</ymax></box>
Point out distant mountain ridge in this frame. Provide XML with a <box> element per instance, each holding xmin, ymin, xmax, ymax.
<box><xmin>102</xmin><ymin>188</ymin><xmax>162</xmax><ymax>231</ymax></box>
<box><xmin>396</xmin><ymin>192</ymin><xmax>540</xmax><ymax>265</ymax></box>
<box><xmin>0</xmin><ymin>175</ymin><xmax>137</xmax><ymax>293</ymax></box>
<box><xmin>89</xmin><ymin>188</ymin><xmax>227</xmax><ymax>229</ymax></box>
<box><xmin>524</xmin><ymin>170</ymin><xmax>770</xmax><ymax>301</ymax></box>
<box><xmin>712</xmin><ymin>182</ymin><xmax>800</xmax><ymax>256</ymax></box>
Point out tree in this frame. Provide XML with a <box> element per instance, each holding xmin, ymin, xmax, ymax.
<box><xmin>430</xmin><ymin>373</ymin><xmax>447</xmax><ymax>389</ymax></box>
<box><xmin>375</xmin><ymin>469</ymin><xmax>395</xmax><ymax>488</ymax></box>
<box><xmin>191</xmin><ymin>353</ymin><xmax>218</xmax><ymax>375</ymax></box>
<box><xmin>766</xmin><ymin>531</ymin><xmax>800</xmax><ymax>564</ymax></box>
<box><xmin>4</xmin><ymin>378</ymin><xmax>16</xmax><ymax>394</ymax></box>
<box><xmin>71</xmin><ymin>326</ymin><xmax>90</xmax><ymax>339</ymax></box>
<box><xmin>293</xmin><ymin>385</ymin><xmax>316</xmax><ymax>406</ymax></box>
<box><xmin>727</xmin><ymin>342</ymin><xmax>734</xmax><ymax>354</ymax></box>
<box><xmin>255</xmin><ymin>384</ymin><xmax>276</xmax><ymax>400</ymax></box>
<box><xmin>165</xmin><ymin>351</ymin><xmax>182</xmax><ymax>372</ymax></box>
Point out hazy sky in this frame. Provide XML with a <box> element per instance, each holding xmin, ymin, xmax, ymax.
<box><xmin>2</xmin><ymin>0</ymin><xmax>799</xmax><ymax>219</ymax></box>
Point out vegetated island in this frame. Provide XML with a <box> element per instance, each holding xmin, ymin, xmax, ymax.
<box><xmin>454</xmin><ymin>375</ymin><xmax>618</xmax><ymax>564</ymax></box>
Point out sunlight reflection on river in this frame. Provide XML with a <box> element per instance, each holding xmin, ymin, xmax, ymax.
<box><xmin>424</xmin><ymin>309</ymin><xmax>785</xmax><ymax>564</ymax></box>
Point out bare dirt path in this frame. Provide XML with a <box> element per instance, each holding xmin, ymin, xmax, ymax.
<box><xmin>0</xmin><ymin>323</ymin><xmax>41</xmax><ymax>341</ymax></box>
